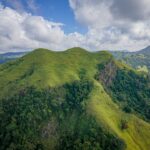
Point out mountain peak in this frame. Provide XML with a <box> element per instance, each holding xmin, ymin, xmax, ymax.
<box><xmin>64</xmin><ymin>47</ymin><xmax>91</xmax><ymax>55</ymax></box>
<box><xmin>31</xmin><ymin>48</ymin><xmax>53</xmax><ymax>54</ymax></box>
<box><xmin>137</xmin><ymin>45</ymin><xmax>150</xmax><ymax>54</ymax></box>
<box><xmin>0</xmin><ymin>48</ymin><xmax>113</xmax><ymax>92</ymax></box>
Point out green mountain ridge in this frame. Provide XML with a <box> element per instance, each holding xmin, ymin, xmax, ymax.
<box><xmin>0</xmin><ymin>48</ymin><xmax>112</xmax><ymax>97</ymax></box>
<box><xmin>0</xmin><ymin>47</ymin><xmax>150</xmax><ymax>150</ymax></box>
<box><xmin>1</xmin><ymin>46</ymin><xmax>150</xmax><ymax>73</ymax></box>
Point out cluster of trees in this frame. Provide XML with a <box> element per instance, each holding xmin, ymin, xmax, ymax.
<box><xmin>0</xmin><ymin>78</ymin><xmax>126</xmax><ymax>150</ymax></box>
<box><xmin>95</xmin><ymin>59</ymin><xmax>150</xmax><ymax>121</ymax></box>
<box><xmin>120</xmin><ymin>120</ymin><xmax>128</xmax><ymax>130</ymax></box>
<box><xmin>58</xmin><ymin>114</ymin><xmax>125</xmax><ymax>150</ymax></box>
<box><xmin>109</xmin><ymin>70</ymin><xmax>150</xmax><ymax>121</ymax></box>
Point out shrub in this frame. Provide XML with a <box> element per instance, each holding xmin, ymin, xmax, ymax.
<box><xmin>120</xmin><ymin>120</ymin><xmax>128</xmax><ymax>130</ymax></box>
<box><xmin>123</xmin><ymin>106</ymin><xmax>132</xmax><ymax>113</ymax></box>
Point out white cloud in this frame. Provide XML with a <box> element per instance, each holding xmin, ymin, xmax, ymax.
<box><xmin>0</xmin><ymin>5</ymin><xmax>87</xmax><ymax>53</ymax></box>
<box><xmin>69</xmin><ymin>0</ymin><xmax>112</xmax><ymax>28</ymax></box>
<box><xmin>0</xmin><ymin>5</ymin><xmax>70</xmax><ymax>52</ymax></box>
<box><xmin>110</xmin><ymin>0</ymin><xmax>150</xmax><ymax>21</ymax></box>
<box><xmin>0</xmin><ymin>1</ymin><xmax>150</xmax><ymax>53</ymax></box>
<box><xmin>69</xmin><ymin>0</ymin><xmax>150</xmax><ymax>51</ymax></box>
<box><xmin>23</xmin><ymin>16</ymin><xmax>64</xmax><ymax>43</ymax></box>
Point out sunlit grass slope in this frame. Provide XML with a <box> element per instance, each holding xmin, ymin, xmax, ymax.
<box><xmin>0</xmin><ymin>47</ymin><xmax>150</xmax><ymax>149</ymax></box>
<box><xmin>87</xmin><ymin>81</ymin><xmax>150</xmax><ymax>150</ymax></box>
<box><xmin>0</xmin><ymin>47</ymin><xmax>112</xmax><ymax>98</ymax></box>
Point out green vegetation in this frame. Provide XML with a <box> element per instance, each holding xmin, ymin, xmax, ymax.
<box><xmin>137</xmin><ymin>65</ymin><xmax>148</xmax><ymax>73</ymax></box>
<box><xmin>95</xmin><ymin>59</ymin><xmax>150</xmax><ymax>121</ymax></box>
<box><xmin>0</xmin><ymin>79</ymin><xmax>125</xmax><ymax>150</ymax></box>
<box><xmin>87</xmin><ymin>82</ymin><xmax>150</xmax><ymax>150</ymax></box>
<box><xmin>0</xmin><ymin>47</ymin><xmax>150</xmax><ymax>150</ymax></box>
<box><xmin>109</xmin><ymin>70</ymin><xmax>150</xmax><ymax>121</ymax></box>
<box><xmin>120</xmin><ymin>120</ymin><xmax>129</xmax><ymax>130</ymax></box>
<box><xmin>0</xmin><ymin>48</ymin><xmax>112</xmax><ymax>98</ymax></box>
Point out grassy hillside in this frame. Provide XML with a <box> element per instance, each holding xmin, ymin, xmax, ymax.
<box><xmin>88</xmin><ymin>81</ymin><xmax>150</xmax><ymax>150</ymax></box>
<box><xmin>0</xmin><ymin>48</ymin><xmax>112</xmax><ymax>98</ymax></box>
<box><xmin>0</xmin><ymin>47</ymin><xmax>150</xmax><ymax>150</ymax></box>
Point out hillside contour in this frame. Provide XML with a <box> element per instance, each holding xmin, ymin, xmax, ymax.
<box><xmin>0</xmin><ymin>48</ymin><xmax>150</xmax><ymax>150</ymax></box>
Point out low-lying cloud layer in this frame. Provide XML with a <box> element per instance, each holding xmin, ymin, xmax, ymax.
<box><xmin>0</xmin><ymin>0</ymin><xmax>150</xmax><ymax>52</ymax></box>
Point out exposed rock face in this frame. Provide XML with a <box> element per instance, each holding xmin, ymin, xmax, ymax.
<box><xmin>98</xmin><ymin>60</ymin><xmax>118</xmax><ymax>86</ymax></box>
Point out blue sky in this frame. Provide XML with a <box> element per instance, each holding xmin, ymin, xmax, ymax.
<box><xmin>0</xmin><ymin>0</ymin><xmax>150</xmax><ymax>52</ymax></box>
<box><xmin>36</xmin><ymin>0</ymin><xmax>87</xmax><ymax>34</ymax></box>
<box><xmin>1</xmin><ymin>0</ymin><xmax>87</xmax><ymax>34</ymax></box>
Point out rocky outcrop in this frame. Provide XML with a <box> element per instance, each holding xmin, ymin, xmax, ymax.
<box><xmin>97</xmin><ymin>60</ymin><xmax>118</xmax><ymax>86</ymax></box>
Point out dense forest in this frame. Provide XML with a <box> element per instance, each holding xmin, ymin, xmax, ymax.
<box><xmin>96</xmin><ymin>61</ymin><xmax>150</xmax><ymax>122</ymax></box>
<box><xmin>0</xmin><ymin>78</ymin><xmax>125</xmax><ymax>150</ymax></box>
<box><xmin>110</xmin><ymin>70</ymin><xmax>150</xmax><ymax>121</ymax></box>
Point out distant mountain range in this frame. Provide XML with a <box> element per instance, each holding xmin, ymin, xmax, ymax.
<box><xmin>136</xmin><ymin>46</ymin><xmax>150</xmax><ymax>55</ymax></box>
<box><xmin>0</xmin><ymin>52</ymin><xmax>27</xmax><ymax>63</ymax></box>
<box><xmin>111</xmin><ymin>46</ymin><xmax>150</xmax><ymax>72</ymax></box>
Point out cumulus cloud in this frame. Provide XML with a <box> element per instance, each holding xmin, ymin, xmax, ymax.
<box><xmin>110</xmin><ymin>0</ymin><xmax>150</xmax><ymax>21</ymax></box>
<box><xmin>0</xmin><ymin>5</ymin><xmax>86</xmax><ymax>53</ymax></box>
<box><xmin>0</xmin><ymin>0</ymin><xmax>150</xmax><ymax>53</ymax></box>
<box><xmin>69</xmin><ymin>0</ymin><xmax>112</xmax><ymax>28</ymax></box>
<box><xmin>69</xmin><ymin>0</ymin><xmax>150</xmax><ymax>51</ymax></box>
<box><xmin>69</xmin><ymin>0</ymin><xmax>150</xmax><ymax>26</ymax></box>
<box><xmin>0</xmin><ymin>5</ymin><xmax>78</xmax><ymax>52</ymax></box>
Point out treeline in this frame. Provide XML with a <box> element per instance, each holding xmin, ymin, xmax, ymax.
<box><xmin>0</xmin><ymin>79</ymin><xmax>125</xmax><ymax>150</ymax></box>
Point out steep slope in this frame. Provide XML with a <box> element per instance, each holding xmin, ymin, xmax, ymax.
<box><xmin>0</xmin><ymin>48</ymin><xmax>150</xmax><ymax>150</ymax></box>
<box><xmin>88</xmin><ymin>81</ymin><xmax>150</xmax><ymax>150</ymax></box>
